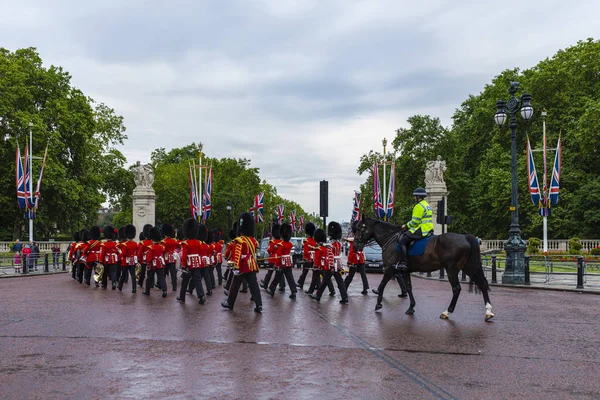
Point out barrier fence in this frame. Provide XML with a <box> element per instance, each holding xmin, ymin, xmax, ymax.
<box><xmin>0</xmin><ymin>252</ymin><xmax>68</xmax><ymax>275</ymax></box>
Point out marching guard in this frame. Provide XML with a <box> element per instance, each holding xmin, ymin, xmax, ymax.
<box><xmin>311</xmin><ymin>224</ymin><xmax>348</xmax><ymax>303</ymax></box>
<box><xmin>118</xmin><ymin>224</ymin><xmax>138</xmax><ymax>293</ymax></box>
<box><xmin>213</xmin><ymin>229</ymin><xmax>224</xmax><ymax>286</ymax></box>
<box><xmin>344</xmin><ymin>222</ymin><xmax>369</xmax><ymax>294</ymax></box>
<box><xmin>266</xmin><ymin>222</ymin><xmax>298</xmax><ymax>299</ymax></box>
<box><xmin>297</xmin><ymin>222</ymin><xmax>316</xmax><ymax>291</ymax></box>
<box><xmin>178</xmin><ymin>218</ymin><xmax>208</xmax><ymax>304</ymax></box>
<box><xmin>161</xmin><ymin>224</ymin><xmax>180</xmax><ymax>292</ymax></box>
<box><xmin>261</xmin><ymin>224</ymin><xmax>281</xmax><ymax>290</ymax></box>
<box><xmin>143</xmin><ymin>227</ymin><xmax>168</xmax><ymax>297</ymax></box>
<box><xmin>99</xmin><ymin>226</ymin><xmax>120</xmax><ymax>290</ymax></box>
<box><xmin>83</xmin><ymin>226</ymin><xmax>103</xmax><ymax>287</ymax></box>
<box><xmin>68</xmin><ymin>231</ymin><xmax>81</xmax><ymax>280</ymax></box>
<box><xmin>137</xmin><ymin>224</ymin><xmax>153</xmax><ymax>288</ymax></box>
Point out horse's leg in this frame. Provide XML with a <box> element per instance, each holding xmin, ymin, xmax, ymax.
<box><xmin>403</xmin><ymin>271</ymin><xmax>416</xmax><ymax>315</ymax></box>
<box><xmin>470</xmin><ymin>267</ymin><xmax>494</xmax><ymax>321</ymax></box>
<box><xmin>375</xmin><ymin>266</ymin><xmax>395</xmax><ymax>310</ymax></box>
<box><xmin>441</xmin><ymin>268</ymin><xmax>460</xmax><ymax>320</ymax></box>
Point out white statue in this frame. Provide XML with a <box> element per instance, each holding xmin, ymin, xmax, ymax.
<box><xmin>425</xmin><ymin>155</ymin><xmax>446</xmax><ymax>185</ymax></box>
<box><xmin>133</xmin><ymin>162</ymin><xmax>154</xmax><ymax>187</ymax></box>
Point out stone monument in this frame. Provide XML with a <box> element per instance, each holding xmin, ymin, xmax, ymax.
<box><xmin>425</xmin><ymin>155</ymin><xmax>448</xmax><ymax>234</ymax></box>
<box><xmin>132</xmin><ymin>161</ymin><xmax>156</xmax><ymax>237</ymax></box>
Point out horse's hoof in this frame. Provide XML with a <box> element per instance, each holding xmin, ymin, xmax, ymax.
<box><xmin>440</xmin><ymin>313</ymin><xmax>449</xmax><ymax>319</ymax></box>
<box><xmin>485</xmin><ymin>313</ymin><xmax>495</xmax><ymax>321</ymax></box>
<box><xmin>405</xmin><ymin>308</ymin><xmax>415</xmax><ymax>315</ymax></box>
<box><xmin>375</xmin><ymin>303</ymin><xmax>382</xmax><ymax>311</ymax></box>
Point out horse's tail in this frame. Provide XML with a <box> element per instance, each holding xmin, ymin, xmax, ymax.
<box><xmin>465</xmin><ymin>234</ymin><xmax>490</xmax><ymax>294</ymax></box>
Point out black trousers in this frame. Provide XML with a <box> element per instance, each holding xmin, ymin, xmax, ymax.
<box><xmin>145</xmin><ymin>268</ymin><xmax>167</xmax><ymax>293</ymax></box>
<box><xmin>226</xmin><ymin>272</ymin><xmax>262</xmax><ymax>309</ymax></box>
<box><xmin>77</xmin><ymin>262</ymin><xmax>85</xmax><ymax>282</ymax></box>
<box><xmin>180</xmin><ymin>269</ymin><xmax>207</xmax><ymax>299</ymax></box>
<box><xmin>268</xmin><ymin>268</ymin><xmax>297</xmax><ymax>294</ymax></box>
<box><xmin>263</xmin><ymin>266</ymin><xmax>286</xmax><ymax>289</ymax></box>
<box><xmin>208</xmin><ymin>266</ymin><xmax>216</xmax><ymax>289</ymax></box>
<box><xmin>345</xmin><ymin>263</ymin><xmax>369</xmax><ymax>291</ymax></box>
<box><xmin>317</xmin><ymin>270</ymin><xmax>347</xmax><ymax>301</ymax></box>
<box><xmin>116</xmin><ymin>265</ymin><xmax>122</xmax><ymax>282</ymax></box>
<box><xmin>101</xmin><ymin>264</ymin><xmax>118</xmax><ymax>288</ymax></box>
<box><xmin>138</xmin><ymin>264</ymin><xmax>147</xmax><ymax>287</ymax></box>
<box><xmin>225</xmin><ymin>268</ymin><xmax>248</xmax><ymax>291</ymax></box>
<box><xmin>119</xmin><ymin>265</ymin><xmax>136</xmax><ymax>292</ymax></box>
<box><xmin>188</xmin><ymin>268</ymin><xmax>212</xmax><ymax>294</ymax></box>
<box><xmin>215</xmin><ymin>263</ymin><xmax>223</xmax><ymax>285</ymax></box>
<box><xmin>297</xmin><ymin>261</ymin><xmax>311</xmax><ymax>287</ymax></box>
<box><xmin>71</xmin><ymin>261</ymin><xmax>77</xmax><ymax>279</ymax></box>
<box><xmin>165</xmin><ymin>262</ymin><xmax>177</xmax><ymax>291</ymax></box>
<box><xmin>84</xmin><ymin>263</ymin><xmax>94</xmax><ymax>284</ymax></box>
<box><xmin>307</xmin><ymin>269</ymin><xmax>334</xmax><ymax>294</ymax></box>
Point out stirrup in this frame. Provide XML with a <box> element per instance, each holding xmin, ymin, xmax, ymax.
<box><xmin>394</xmin><ymin>262</ymin><xmax>408</xmax><ymax>272</ymax></box>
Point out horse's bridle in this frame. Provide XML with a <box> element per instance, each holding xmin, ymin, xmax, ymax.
<box><xmin>354</xmin><ymin>219</ymin><xmax>402</xmax><ymax>252</ymax></box>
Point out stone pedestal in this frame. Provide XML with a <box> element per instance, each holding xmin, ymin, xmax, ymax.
<box><xmin>426</xmin><ymin>183</ymin><xmax>448</xmax><ymax>235</ymax></box>
<box><xmin>133</xmin><ymin>186</ymin><xmax>155</xmax><ymax>238</ymax></box>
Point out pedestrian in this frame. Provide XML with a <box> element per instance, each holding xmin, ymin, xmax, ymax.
<box><xmin>52</xmin><ymin>243</ymin><xmax>60</xmax><ymax>269</ymax></box>
<box><xmin>13</xmin><ymin>251</ymin><xmax>21</xmax><ymax>274</ymax></box>
<box><xmin>11</xmin><ymin>239</ymin><xmax>23</xmax><ymax>253</ymax></box>
<box><xmin>22</xmin><ymin>243</ymin><xmax>32</xmax><ymax>272</ymax></box>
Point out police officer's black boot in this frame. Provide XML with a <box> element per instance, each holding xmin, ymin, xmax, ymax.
<box><xmin>394</xmin><ymin>244</ymin><xmax>409</xmax><ymax>272</ymax></box>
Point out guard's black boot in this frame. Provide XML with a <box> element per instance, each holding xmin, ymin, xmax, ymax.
<box><xmin>221</xmin><ymin>301</ymin><xmax>232</xmax><ymax>310</ymax></box>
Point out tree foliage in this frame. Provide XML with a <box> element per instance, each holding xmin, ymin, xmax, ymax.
<box><xmin>357</xmin><ymin>39</ymin><xmax>600</xmax><ymax>239</ymax></box>
<box><xmin>0</xmin><ymin>47</ymin><xmax>129</xmax><ymax>240</ymax></box>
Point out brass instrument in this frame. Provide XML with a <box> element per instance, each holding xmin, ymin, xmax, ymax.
<box><xmin>135</xmin><ymin>263</ymin><xmax>142</xmax><ymax>280</ymax></box>
<box><xmin>92</xmin><ymin>262</ymin><xmax>105</xmax><ymax>283</ymax></box>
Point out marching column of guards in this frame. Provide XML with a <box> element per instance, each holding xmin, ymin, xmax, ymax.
<box><xmin>66</xmin><ymin>215</ymin><xmax>389</xmax><ymax>311</ymax></box>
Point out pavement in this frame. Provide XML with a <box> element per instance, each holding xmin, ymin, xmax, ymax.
<box><xmin>1</xmin><ymin>269</ymin><xmax>600</xmax><ymax>400</ymax></box>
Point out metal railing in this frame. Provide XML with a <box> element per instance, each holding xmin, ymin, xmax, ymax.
<box><xmin>0</xmin><ymin>252</ymin><xmax>68</xmax><ymax>276</ymax></box>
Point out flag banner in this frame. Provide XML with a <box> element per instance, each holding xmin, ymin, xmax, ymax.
<box><xmin>351</xmin><ymin>191</ymin><xmax>361</xmax><ymax>223</ymax></box>
<box><xmin>549</xmin><ymin>136</ymin><xmax>561</xmax><ymax>206</ymax></box>
<box><xmin>289</xmin><ymin>210</ymin><xmax>297</xmax><ymax>232</ymax></box>
<box><xmin>527</xmin><ymin>138</ymin><xmax>541</xmax><ymax>208</ymax></box>
<box><xmin>16</xmin><ymin>145</ymin><xmax>26</xmax><ymax>209</ymax></box>
<box><xmin>372</xmin><ymin>163</ymin><xmax>385</xmax><ymax>219</ymax></box>
<box><xmin>276</xmin><ymin>204</ymin><xmax>285</xmax><ymax>224</ymax></box>
<box><xmin>253</xmin><ymin>192</ymin><xmax>264</xmax><ymax>222</ymax></box>
<box><xmin>298</xmin><ymin>215</ymin><xmax>304</xmax><ymax>233</ymax></box>
<box><xmin>203</xmin><ymin>167</ymin><xmax>212</xmax><ymax>221</ymax></box>
<box><xmin>386</xmin><ymin>163</ymin><xmax>395</xmax><ymax>219</ymax></box>
<box><xmin>31</xmin><ymin>143</ymin><xmax>49</xmax><ymax>209</ymax></box>
<box><xmin>189</xmin><ymin>166</ymin><xmax>200</xmax><ymax>219</ymax></box>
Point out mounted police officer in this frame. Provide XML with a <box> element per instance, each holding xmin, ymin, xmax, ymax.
<box><xmin>395</xmin><ymin>188</ymin><xmax>433</xmax><ymax>272</ymax></box>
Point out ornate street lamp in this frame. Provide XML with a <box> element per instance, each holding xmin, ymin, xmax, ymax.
<box><xmin>226</xmin><ymin>200</ymin><xmax>232</xmax><ymax>235</ymax></box>
<box><xmin>494</xmin><ymin>82</ymin><xmax>533</xmax><ymax>284</ymax></box>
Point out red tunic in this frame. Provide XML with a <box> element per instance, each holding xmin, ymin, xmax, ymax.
<box><xmin>162</xmin><ymin>237</ymin><xmax>180</xmax><ymax>264</ymax></box>
<box><xmin>181</xmin><ymin>239</ymin><xmax>204</xmax><ymax>269</ymax></box>
<box><xmin>303</xmin><ymin>237</ymin><xmax>316</xmax><ymax>263</ymax></box>
<box><xmin>231</xmin><ymin>236</ymin><xmax>259</xmax><ymax>274</ymax></box>
<box><xmin>100</xmin><ymin>240</ymin><xmax>120</xmax><ymax>265</ymax></box>
<box><xmin>348</xmin><ymin>241</ymin><xmax>365</xmax><ymax>265</ymax></box>
<box><xmin>68</xmin><ymin>242</ymin><xmax>79</xmax><ymax>262</ymax></box>
<box><xmin>276</xmin><ymin>241</ymin><xmax>294</xmax><ymax>268</ymax></box>
<box><xmin>147</xmin><ymin>243</ymin><xmax>166</xmax><ymax>269</ymax></box>
<box><xmin>121</xmin><ymin>240</ymin><xmax>139</xmax><ymax>266</ymax></box>
<box><xmin>214</xmin><ymin>240</ymin><xmax>224</xmax><ymax>264</ymax></box>
<box><xmin>331</xmin><ymin>241</ymin><xmax>342</xmax><ymax>271</ymax></box>
<box><xmin>225</xmin><ymin>241</ymin><xmax>234</xmax><ymax>261</ymax></box>
<box><xmin>84</xmin><ymin>240</ymin><xmax>102</xmax><ymax>263</ymax></box>
<box><xmin>207</xmin><ymin>243</ymin><xmax>215</xmax><ymax>266</ymax></box>
<box><xmin>267</xmin><ymin>239</ymin><xmax>282</xmax><ymax>265</ymax></box>
<box><xmin>137</xmin><ymin>239</ymin><xmax>153</xmax><ymax>264</ymax></box>
<box><xmin>320</xmin><ymin>244</ymin><xmax>334</xmax><ymax>271</ymax></box>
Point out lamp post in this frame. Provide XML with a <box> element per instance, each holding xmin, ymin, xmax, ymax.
<box><xmin>494</xmin><ymin>82</ymin><xmax>534</xmax><ymax>284</ymax></box>
<box><xmin>226</xmin><ymin>200</ymin><xmax>232</xmax><ymax>233</ymax></box>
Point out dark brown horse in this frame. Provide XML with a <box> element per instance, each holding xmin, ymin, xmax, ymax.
<box><xmin>353</xmin><ymin>217</ymin><xmax>494</xmax><ymax>321</ymax></box>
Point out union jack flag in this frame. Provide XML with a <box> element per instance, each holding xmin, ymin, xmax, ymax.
<box><xmin>298</xmin><ymin>215</ymin><xmax>304</xmax><ymax>233</ymax></box>
<box><xmin>203</xmin><ymin>167</ymin><xmax>212</xmax><ymax>221</ymax></box>
<box><xmin>526</xmin><ymin>138</ymin><xmax>541</xmax><ymax>209</ymax></box>
<box><xmin>289</xmin><ymin>210</ymin><xmax>297</xmax><ymax>232</ymax></box>
<box><xmin>252</xmin><ymin>192</ymin><xmax>264</xmax><ymax>223</ymax></box>
<box><xmin>276</xmin><ymin>204</ymin><xmax>285</xmax><ymax>224</ymax></box>
<box><xmin>549</xmin><ymin>136</ymin><xmax>561</xmax><ymax>207</ymax></box>
<box><xmin>351</xmin><ymin>191</ymin><xmax>361</xmax><ymax>223</ymax></box>
<box><xmin>31</xmin><ymin>144</ymin><xmax>48</xmax><ymax>210</ymax></box>
<box><xmin>189</xmin><ymin>166</ymin><xmax>200</xmax><ymax>220</ymax></box>
<box><xmin>372</xmin><ymin>163</ymin><xmax>385</xmax><ymax>219</ymax></box>
<box><xmin>16</xmin><ymin>145</ymin><xmax>26</xmax><ymax>209</ymax></box>
<box><xmin>386</xmin><ymin>163</ymin><xmax>395</xmax><ymax>219</ymax></box>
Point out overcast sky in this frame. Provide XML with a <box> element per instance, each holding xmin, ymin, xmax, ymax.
<box><xmin>3</xmin><ymin>1</ymin><xmax>600</xmax><ymax>223</ymax></box>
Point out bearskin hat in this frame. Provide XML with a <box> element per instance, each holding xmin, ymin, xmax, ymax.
<box><xmin>90</xmin><ymin>226</ymin><xmax>101</xmax><ymax>240</ymax></box>
<box><xmin>327</xmin><ymin>221</ymin><xmax>342</xmax><ymax>240</ymax></box>
<box><xmin>314</xmin><ymin>228</ymin><xmax>327</xmax><ymax>244</ymax></box>
<box><xmin>125</xmin><ymin>224</ymin><xmax>137</xmax><ymax>240</ymax></box>
<box><xmin>206</xmin><ymin>229</ymin><xmax>213</xmax><ymax>244</ymax></box>
<box><xmin>143</xmin><ymin>224</ymin><xmax>153</xmax><ymax>239</ymax></box>
<box><xmin>72</xmin><ymin>231</ymin><xmax>81</xmax><ymax>242</ymax></box>
<box><xmin>281</xmin><ymin>222</ymin><xmax>292</xmax><ymax>242</ymax></box>
<box><xmin>82</xmin><ymin>230</ymin><xmax>90</xmax><ymax>242</ymax></box>
<box><xmin>305</xmin><ymin>222</ymin><xmax>316</xmax><ymax>237</ymax></box>
<box><xmin>198</xmin><ymin>223</ymin><xmax>208</xmax><ymax>242</ymax></box>
<box><xmin>271</xmin><ymin>224</ymin><xmax>281</xmax><ymax>240</ymax></box>
<box><xmin>161</xmin><ymin>223</ymin><xmax>174</xmax><ymax>238</ymax></box>
<box><xmin>237</xmin><ymin>212</ymin><xmax>255</xmax><ymax>237</ymax></box>
<box><xmin>212</xmin><ymin>229</ymin><xmax>221</xmax><ymax>242</ymax></box>
<box><xmin>176</xmin><ymin>228</ymin><xmax>184</xmax><ymax>241</ymax></box>
<box><xmin>183</xmin><ymin>218</ymin><xmax>199</xmax><ymax>240</ymax></box>
<box><xmin>149</xmin><ymin>227</ymin><xmax>162</xmax><ymax>243</ymax></box>
<box><xmin>228</xmin><ymin>229</ymin><xmax>235</xmax><ymax>240</ymax></box>
<box><xmin>103</xmin><ymin>225</ymin><xmax>115</xmax><ymax>240</ymax></box>
<box><xmin>117</xmin><ymin>227</ymin><xmax>125</xmax><ymax>241</ymax></box>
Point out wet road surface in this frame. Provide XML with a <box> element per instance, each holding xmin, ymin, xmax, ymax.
<box><xmin>1</xmin><ymin>271</ymin><xmax>599</xmax><ymax>399</ymax></box>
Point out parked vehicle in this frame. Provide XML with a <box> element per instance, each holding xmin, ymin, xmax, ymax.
<box><xmin>257</xmin><ymin>238</ymin><xmax>270</xmax><ymax>268</ymax></box>
<box><xmin>290</xmin><ymin>237</ymin><xmax>304</xmax><ymax>267</ymax></box>
<box><xmin>363</xmin><ymin>243</ymin><xmax>384</xmax><ymax>272</ymax></box>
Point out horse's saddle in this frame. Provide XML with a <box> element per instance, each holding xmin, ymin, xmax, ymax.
<box><xmin>406</xmin><ymin>234</ymin><xmax>435</xmax><ymax>257</ymax></box>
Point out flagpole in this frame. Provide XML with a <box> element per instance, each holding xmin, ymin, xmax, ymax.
<box><xmin>382</xmin><ymin>138</ymin><xmax>387</xmax><ymax>221</ymax></box>
<box><xmin>542</xmin><ymin>111</ymin><xmax>548</xmax><ymax>253</ymax></box>
<box><xmin>28</xmin><ymin>122</ymin><xmax>34</xmax><ymax>242</ymax></box>
<box><xmin>198</xmin><ymin>154</ymin><xmax>203</xmax><ymax>222</ymax></box>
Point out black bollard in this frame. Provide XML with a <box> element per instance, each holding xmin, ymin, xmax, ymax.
<box><xmin>44</xmin><ymin>254</ymin><xmax>49</xmax><ymax>272</ymax></box>
<box><xmin>23</xmin><ymin>257</ymin><xmax>28</xmax><ymax>274</ymax></box>
<box><xmin>576</xmin><ymin>256</ymin><xmax>584</xmax><ymax>289</ymax></box>
<box><xmin>524</xmin><ymin>255</ymin><xmax>530</xmax><ymax>285</ymax></box>
<box><xmin>491</xmin><ymin>255</ymin><xmax>497</xmax><ymax>284</ymax></box>
<box><xmin>62</xmin><ymin>253</ymin><xmax>67</xmax><ymax>271</ymax></box>
<box><xmin>439</xmin><ymin>267</ymin><xmax>445</xmax><ymax>280</ymax></box>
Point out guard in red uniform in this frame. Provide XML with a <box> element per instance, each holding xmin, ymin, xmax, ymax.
<box><xmin>261</xmin><ymin>224</ymin><xmax>281</xmax><ymax>290</ymax></box>
<box><xmin>100</xmin><ymin>226</ymin><xmax>120</xmax><ymax>290</ymax></box>
<box><xmin>177</xmin><ymin>218</ymin><xmax>208</xmax><ymax>304</ymax></box>
<box><xmin>137</xmin><ymin>224</ymin><xmax>153</xmax><ymax>288</ymax></box>
<box><xmin>221</xmin><ymin>212</ymin><xmax>263</xmax><ymax>312</ymax></box>
<box><xmin>161</xmin><ymin>224</ymin><xmax>180</xmax><ymax>292</ymax></box>
<box><xmin>142</xmin><ymin>227</ymin><xmax>168</xmax><ymax>297</ymax></box>
<box><xmin>83</xmin><ymin>226</ymin><xmax>103</xmax><ymax>287</ymax></box>
<box><xmin>213</xmin><ymin>229</ymin><xmax>224</xmax><ymax>286</ymax></box>
<box><xmin>344</xmin><ymin>228</ymin><xmax>369</xmax><ymax>294</ymax></box>
<box><xmin>297</xmin><ymin>222</ymin><xmax>316</xmax><ymax>290</ymax></box>
<box><xmin>266</xmin><ymin>222</ymin><xmax>298</xmax><ymax>299</ymax></box>
<box><xmin>311</xmin><ymin>222</ymin><xmax>348</xmax><ymax>303</ymax></box>
<box><xmin>75</xmin><ymin>230</ymin><xmax>89</xmax><ymax>283</ymax></box>
<box><xmin>118</xmin><ymin>224</ymin><xmax>138</xmax><ymax>293</ymax></box>
<box><xmin>116</xmin><ymin>227</ymin><xmax>126</xmax><ymax>284</ymax></box>
<box><xmin>205</xmin><ymin>230</ymin><xmax>216</xmax><ymax>291</ymax></box>
<box><xmin>68</xmin><ymin>231</ymin><xmax>81</xmax><ymax>280</ymax></box>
